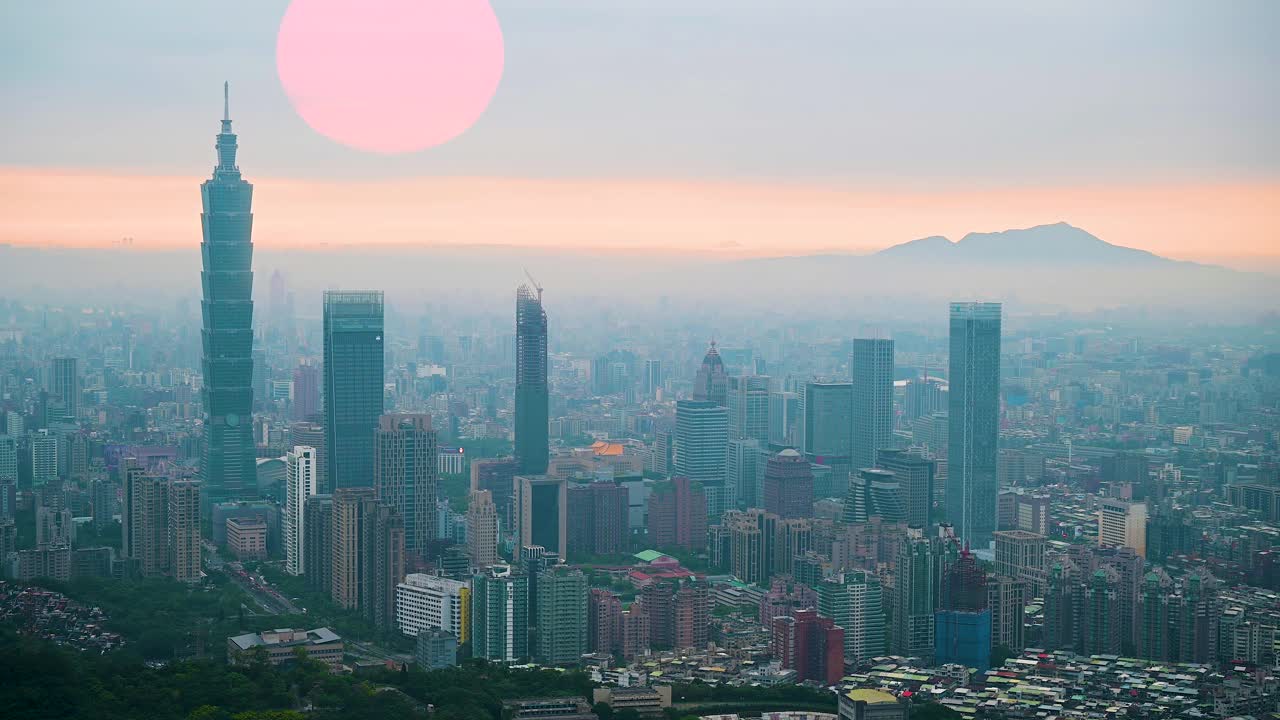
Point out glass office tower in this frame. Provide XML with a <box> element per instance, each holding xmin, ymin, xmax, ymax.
<box><xmin>515</xmin><ymin>284</ymin><xmax>549</xmax><ymax>475</ymax></box>
<box><xmin>946</xmin><ymin>302</ymin><xmax>1002</xmax><ymax>547</ymax></box>
<box><xmin>199</xmin><ymin>83</ymin><xmax>257</xmax><ymax>505</ymax></box>
<box><xmin>323</xmin><ymin>291</ymin><xmax>385</xmax><ymax>490</ymax></box>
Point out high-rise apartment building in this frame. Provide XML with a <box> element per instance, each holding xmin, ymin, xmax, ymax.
<box><xmin>772</xmin><ymin>608</ymin><xmax>845</xmax><ymax>685</ymax></box>
<box><xmin>1098</xmin><ymin>498</ymin><xmax>1147</xmax><ymax>557</ymax></box>
<box><xmin>893</xmin><ymin>527</ymin><xmax>935</xmax><ymax>661</ymax></box>
<box><xmin>692</xmin><ymin>342</ymin><xmax>728</xmax><ymax>407</ymax></box>
<box><xmin>330</xmin><ymin>487</ymin><xmax>376</xmax><ymax>609</ymax></box>
<box><xmin>674</xmin><ymin>400</ymin><xmax>728</xmax><ymax>516</ymax></box>
<box><xmin>287</xmin><ymin>422</ymin><xmax>326</xmax><ymax>492</ymax></box>
<box><xmin>284</xmin><ymin>445</ymin><xmax>318</xmax><ymax>575</ymax></box>
<box><xmin>993</xmin><ymin>530</ymin><xmax>1048</xmax><ymax>593</ymax></box>
<box><xmin>167</xmin><ymin>480</ymin><xmax>202</xmax><ymax>584</ymax></box>
<box><xmin>875</xmin><ymin>449</ymin><xmax>934</xmax><ymax>529</ymax></box>
<box><xmin>762</xmin><ymin>449</ymin><xmax>814</xmax><ymax>520</ymax></box>
<box><xmin>123</xmin><ymin>463</ymin><xmax>169</xmax><ymax>578</ymax></box>
<box><xmin>535</xmin><ymin>566</ymin><xmax>588</xmax><ymax>666</ymax></box>
<box><xmin>303</xmin><ymin>494</ymin><xmax>333</xmax><ymax>593</ymax></box>
<box><xmin>646</xmin><ymin>476</ymin><xmax>707</xmax><ymax>550</ymax></box>
<box><xmin>588</xmin><ymin>588</ymin><xmax>621</xmax><ymax>656</ymax></box>
<box><xmin>515</xmin><ymin>284</ymin><xmax>549</xmax><ymax>475</ymax></box>
<box><xmin>30</xmin><ymin>430</ymin><xmax>58</xmax><ymax>488</ymax></box>
<box><xmin>818</xmin><ymin>570</ymin><xmax>886</xmax><ymax>666</ymax></box>
<box><xmin>946</xmin><ymin>302</ymin><xmax>1002</xmax><ymax>547</ymax></box>
<box><xmin>471</xmin><ymin>565</ymin><xmax>530</xmax><ymax>662</ymax></box>
<box><xmin>322</xmin><ymin>291</ymin><xmax>385</xmax><ymax>490</ymax></box>
<box><xmin>515</xmin><ymin>475</ymin><xmax>567</xmax><ymax>557</ymax></box>
<box><xmin>639</xmin><ymin>579</ymin><xmax>711</xmax><ymax>652</ymax></box>
<box><xmin>375</xmin><ymin>414</ymin><xmax>438</xmax><ymax>558</ymax></box>
<box><xmin>851</xmin><ymin>338</ymin><xmax>894</xmax><ymax>472</ymax></box>
<box><xmin>987</xmin><ymin>574</ymin><xmax>1029</xmax><ymax>652</ymax></box>
<box><xmin>199</xmin><ymin>85</ymin><xmax>257</xmax><ymax>506</ymax></box>
<box><xmin>0</xmin><ymin>434</ymin><xmax>16</xmax><ymax>485</ymax></box>
<box><xmin>466</xmin><ymin>489</ymin><xmax>500</xmax><ymax>567</ymax></box>
<box><xmin>291</xmin><ymin>363</ymin><xmax>320</xmax><ymax>422</ymax></box>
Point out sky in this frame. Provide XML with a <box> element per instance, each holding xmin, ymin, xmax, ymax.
<box><xmin>2</xmin><ymin>1</ymin><xmax>1277</xmax><ymax>263</ymax></box>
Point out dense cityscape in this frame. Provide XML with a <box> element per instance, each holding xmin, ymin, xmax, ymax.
<box><xmin>1</xmin><ymin>86</ymin><xmax>1278</xmax><ymax>720</ymax></box>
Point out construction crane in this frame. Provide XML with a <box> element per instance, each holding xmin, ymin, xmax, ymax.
<box><xmin>523</xmin><ymin>268</ymin><xmax>543</xmax><ymax>303</ymax></box>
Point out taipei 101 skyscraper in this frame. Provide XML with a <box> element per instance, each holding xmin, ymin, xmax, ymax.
<box><xmin>199</xmin><ymin>83</ymin><xmax>256</xmax><ymax>505</ymax></box>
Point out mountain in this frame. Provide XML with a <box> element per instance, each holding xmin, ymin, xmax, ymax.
<box><xmin>0</xmin><ymin>222</ymin><xmax>1274</xmax><ymax>320</ymax></box>
<box><xmin>873</xmin><ymin>222</ymin><xmax>1171</xmax><ymax>265</ymax></box>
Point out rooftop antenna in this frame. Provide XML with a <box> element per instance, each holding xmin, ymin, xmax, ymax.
<box><xmin>523</xmin><ymin>268</ymin><xmax>543</xmax><ymax>303</ymax></box>
<box><xmin>223</xmin><ymin>81</ymin><xmax>230</xmax><ymax>122</ymax></box>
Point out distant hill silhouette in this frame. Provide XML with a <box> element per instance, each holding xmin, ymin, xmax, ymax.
<box><xmin>872</xmin><ymin>222</ymin><xmax>1173</xmax><ymax>265</ymax></box>
<box><xmin>0</xmin><ymin>222</ymin><xmax>1274</xmax><ymax>320</ymax></box>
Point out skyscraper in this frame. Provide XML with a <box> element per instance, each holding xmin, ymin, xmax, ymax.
<box><xmin>727</xmin><ymin>375</ymin><xmax>770</xmax><ymax>444</ymax></box>
<box><xmin>646</xmin><ymin>476</ymin><xmax>707</xmax><ymax>550</ymax></box>
<box><xmin>768</xmin><ymin>391</ymin><xmax>801</xmax><ymax>447</ymax></box>
<box><xmin>323</xmin><ymin>291</ymin><xmax>385</xmax><ymax>490</ymax></box>
<box><xmin>842</xmin><ymin>468</ymin><xmax>906</xmax><ymax>524</ymax></box>
<box><xmin>466</xmin><ymin>490</ymin><xmax>500</xmax><ymax>567</ymax></box>
<box><xmin>642</xmin><ymin>359</ymin><xmax>664</xmax><ymax>399</ymax></box>
<box><xmin>515</xmin><ymin>284</ymin><xmax>549</xmax><ymax>475</ymax></box>
<box><xmin>566</xmin><ymin>481</ymin><xmax>629</xmax><ymax>559</ymax></box>
<box><xmin>292</xmin><ymin>363</ymin><xmax>321</xmax><ymax>422</ymax></box>
<box><xmin>375</xmin><ymin>414</ymin><xmax>438</xmax><ymax>559</ymax></box>
<box><xmin>199</xmin><ymin>84</ymin><xmax>257</xmax><ymax>505</ymax></box>
<box><xmin>674</xmin><ymin>400</ymin><xmax>728</xmax><ymax>516</ymax></box>
<box><xmin>818</xmin><ymin>570</ymin><xmax>886</xmax><ymax>666</ymax></box>
<box><xmin>851</xmin><ymin>338</ymin><xmax>894</xmax><ymax>472</ymax></box>
<box><xmin>515</xmin><ymin>475</ymin><xmax>567</xmax><ymax>557</ymax></box>
<box><xmin>123</xmin><ymin>462</ymin><xmax>169</xmax><ymax>578</ymax></box>
<box><xmin>284</xmin><ymin>445</ymin><xmax>318</xmax><ymax>576</ymax></box>
<box><xmin>893</xmin><ymin>527</ymin><xmax>936</xmax><ymax>661</ymax></box>
<box><xmin>330</xmin><ymin>487</ymin><xmax>375</xmax><ymax>609</ymax></box>
<box><xmin>167</xmin><ymin>480</ymin><xmax>202</xmax><ymax>584</ymax></box>
<box><xmin>947</xmin><ymin>302</ymin><xmax>1002</xmax><ymax>547</ymax></box>
<box><xmin>692</xmin><ymin>342</ymin><xmax>728</xmax><ymax>407</ymax></box>
<box><xmin>49</xmin><ymin>357</ymin><xmax>79</xmax><ymax>422</ymax></box>
<box><xmin>762</xmin><ymin>449</ymin><xmax>814</xmax><ymax>520</ymax></box>
<box><xmin>802</xmin><ymin>381</ymin><xmax>853</xmax><ymax>493</ymax></box>
<box><xmin>303</xmin><ymin>494</ymin><xmax>333</xmax><ymax>593</ymax></box>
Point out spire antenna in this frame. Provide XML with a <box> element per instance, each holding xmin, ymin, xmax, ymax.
<box><xmin>223</xmin><ymin>81</ymin><xmax>230</xmax><ymax>122</ymax></box>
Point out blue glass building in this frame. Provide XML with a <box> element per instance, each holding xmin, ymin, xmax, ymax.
<box><xmin>323</xmin><ymin>291</ymin><xmax>385</xmax><ymax>490</ymax></box>
<box><xmin>200</xmin><ymin>83</ymin><xmax>257</xmax><ymax>505</ymax></box>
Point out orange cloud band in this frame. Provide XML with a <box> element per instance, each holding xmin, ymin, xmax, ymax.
<box><xmin>1</xmin><ymin>167</ymin><xmax>1276</xmax><ymax>266</ymax></box>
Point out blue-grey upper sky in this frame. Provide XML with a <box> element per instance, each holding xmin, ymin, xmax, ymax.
<box><xmin>2</xmin><ymin>0</ymin><xmax>1277</xmax><ymax>184</ymax></box>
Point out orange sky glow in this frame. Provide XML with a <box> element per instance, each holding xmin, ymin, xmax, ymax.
<box><xmin>1</xmin><ymin>168</ymin><xmax>1276</xmax><ymax>267</ymax></box>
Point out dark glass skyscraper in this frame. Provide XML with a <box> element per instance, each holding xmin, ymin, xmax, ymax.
<box><xmin>199</xmin><ymin>83</ymin><xmax>257</xmax><ymax>505</ymax></box>
<box><xmin>850</xmin><ymin>338</ymin><xmax>894</xmax><ymax>471</ymax></box>
<box><xmin>323</xmin><ymin>291</ymin><xmax>385</xmax><ymax>490</ymax></box>
<box><xmin>946</xmin><ymin>302</ymin><xmax>1002</xmax><ymax>547</ymax></box>
<box><xmin>515</xmin><ymin>284</ymin><xmax>548</xmax><ymax>475</ymax></box>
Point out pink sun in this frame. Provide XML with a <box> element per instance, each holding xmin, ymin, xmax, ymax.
<box><xmin>276</xmin><ymin>0</ymin><xmax>504</xmax><ymax>154</ymax></box>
